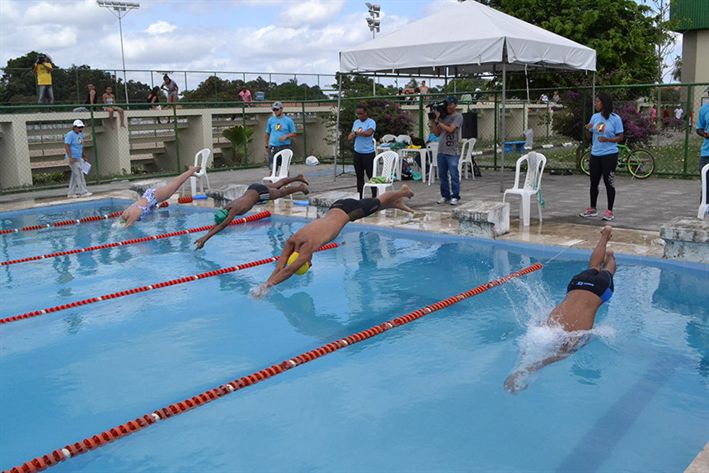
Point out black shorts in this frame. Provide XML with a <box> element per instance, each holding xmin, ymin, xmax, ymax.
<box><xmin>247</xmin><ymin>183</ymin><xmax>271</xmax><ymax>203</ymax></box>
<box><xmin>329</xmin><ymin>198</ymin><xmax>381</xmax><ymax>222</ymax></box>
<box><xmin>567</xmin><ymin>269</ymin><xmax>614</xmax><ymax>303</ymax></box>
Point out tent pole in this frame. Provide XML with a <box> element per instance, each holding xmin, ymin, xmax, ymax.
<box><xmin>333</xmin><ymin>72</ymin><xmax>343</xmax><ymax>181</ymax></box>
<box><xmin>591</xmin><ymin>71</ymin><xmax>596</xmax><ymax>104</ymax></box>
<box><xmin>499</xmin><ymin>63</ymin><xmax>506</xmax><ymax>193</ymax></box>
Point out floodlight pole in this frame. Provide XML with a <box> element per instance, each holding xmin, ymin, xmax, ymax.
<box><xmin>98</xmin><ymin>1</ymin><xmax>140</xmax><ymax>105</ymax></box>
<box><xmin>366</xmin><ymin>3</ymin><xmax>380</xmax><ymax>96</ymax></box>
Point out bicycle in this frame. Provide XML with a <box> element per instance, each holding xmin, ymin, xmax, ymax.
<box><xmin>578</xmin><ymin>143</ymin><xmax>656</xmax><ymax>179</ymax></box>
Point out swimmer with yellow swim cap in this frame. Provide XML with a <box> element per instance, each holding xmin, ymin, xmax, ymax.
<box><xmin>252</xmin><ymin>185</ymin><xmax>414</xmax><ymax>298</ymax></box>
<box><xmin>194</xmin><ymin>175</ymin><xmax>309</xmax><ymax>249</ymax></box>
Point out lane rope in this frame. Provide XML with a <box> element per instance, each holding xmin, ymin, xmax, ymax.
<box><xmin>0</xmin><ymin>202</ymin><xmax>169</xmax><ymax>236</ymax></box>
<box><xmin>0</xmin><ymin>241</ymin><xmax>339</xmax><ymax>326</ymax></box>
<box><xmin>1</xmin><ymin>263</ymin><xmax>542</xmax><ymax>473</ymax></box>
<box><xmin>0</xmin><ymin>210</ymin><xmax>271</xmax><ymax>267</ymax></box>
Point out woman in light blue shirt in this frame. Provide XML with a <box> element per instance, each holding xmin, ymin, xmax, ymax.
<box><xmin>580</xmin><ymin>93</ymin><xmax>624</xmax><ymax>221</ymax></box>
<box><xmin>348</xmin><ymin>104</ymin><xmax>377</xmax><ymax>198</ymax></box>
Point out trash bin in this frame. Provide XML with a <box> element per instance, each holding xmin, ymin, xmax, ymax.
<box><xmin>255</xmin><ymin>91</ymin><xmax>265</xmax><ymax>101</ymax></box>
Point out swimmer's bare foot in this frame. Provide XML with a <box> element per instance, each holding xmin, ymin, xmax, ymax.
<box><xmin>400</xmin><ymin>184</ymin><xmax>414</xmax><ymax>199</ymax></box>
<box><xmin>295</xmin><ymin>183</ymin><xmax>310</xmax><ymax>195</ymax></box>
<box><xmin>294</xmin><ymin>174</ymin><xmax>309</xmax><ymax>185</ymax></box>
<box><xmin>601</xmin><ymin>225</ymin><xmax>612</xmax><ymax>240</ymax></box>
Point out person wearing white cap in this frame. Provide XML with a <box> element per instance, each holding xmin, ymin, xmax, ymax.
<box><xmin>64</xmin><ymin>120</ymin><xmax>91</xmax><ymax>198</ymax></box>
<box><xmin>265</xmin><ymin>101</ymin><xmax>296</xmax><ymax>170</ymax></box>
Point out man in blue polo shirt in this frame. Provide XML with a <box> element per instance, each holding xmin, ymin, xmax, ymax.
<box><xmin>265</xmin><ymin>101</ymin><xmax>296</xmax><ymax>170</ymax></box>
<box><xmin>348</xmin><ymin>103</ymin><xmax>377</xmax><ymax>198</ymax></box>
<box><xmin>697</xmin><ymin>102</ymin><xmax>709</xmax><ymax>205</ymax></box>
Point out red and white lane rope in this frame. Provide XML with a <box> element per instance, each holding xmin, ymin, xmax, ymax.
<box><xmin>0</xmin><ymin>202</ymin><xmax>170</xmax><ymax>236</ymax></box>
<box><xmin>1</xmin><ymin>210</ymin><xmax>271</xmax><ymax>267</ymax></box>
<box><xmin>1</xmin><ymin>263</ymin><xmax>542</xmax><ymax>473</ymax></box>
<box><xmin>0</xmin><ymin>241</ymin><xmax>339</xmax><ymax>326</ymax></box>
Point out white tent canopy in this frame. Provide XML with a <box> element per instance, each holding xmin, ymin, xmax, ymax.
<box><xmin>334</xmin><ymin>1</ymin><xmax>597</xmax><ymax>187</ymax></box>
<box><xmin>340</xmin><ymin>0</ymin><xmax>596</xmax><ymax>74</ymax></box>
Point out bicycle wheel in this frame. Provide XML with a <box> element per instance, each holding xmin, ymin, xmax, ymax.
<box><xmin>578</xmin><ymin>149</ymin><xmax>591</xmax><ymax>176</ymax></box>
<box><xmin>627</xmin><ymin>149</ymin><xmax>655</xmax><ymax>179</ymax></box>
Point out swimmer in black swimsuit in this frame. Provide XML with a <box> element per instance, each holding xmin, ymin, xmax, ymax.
<box><xmin>253</xmin><ymin>185</ymin><xmax>414</xmax><ymax>297</ymax></box>
<box><xmin>194</xmin><ymin>174</ymin><xmax>309</xmax><ymax>249</ymax></box>
<box><xmin>505</xmin><ymin>225</ymin><xmax>616</xmax><ymax>393</ymax></box>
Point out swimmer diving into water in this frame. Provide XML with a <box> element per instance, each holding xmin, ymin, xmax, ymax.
<box><xmin>116</xmin><ymin>166</ymin><xmax>200</xmax><ymax>228</ymax></box>
<box><xmin>252</xmin><ymin>185</ymin><xmax>415</xmax><ymax>297</ymax></box>
<box><xmin>504</xmin><ymin>225</ymin><xmax>616</xmax><ymax>393</ymax></box>
<box><xmin>194</xmin><ymin>175</ymin><xmax>309</xmax><ymax>249</ymax></box>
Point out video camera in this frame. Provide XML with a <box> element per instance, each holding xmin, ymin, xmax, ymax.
<box><xmin>427</xmin><ymin>100</ymin><xmax>448</xmax><ymax>120</ymax></box>
<box><xmin>35</xmin><ymin>54</ymin><xmax>49</xmax><ymax>65</ymax></box>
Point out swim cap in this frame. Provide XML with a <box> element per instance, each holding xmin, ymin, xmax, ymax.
<box><xmin>287</xmin><ymin>251</ymin><xmax>310</xmax><ymax>275</ymax></box>
<box><xmin>214</xmin><ymin>208</ymin><xmax>229</xmax><ymax>225</ymax></box>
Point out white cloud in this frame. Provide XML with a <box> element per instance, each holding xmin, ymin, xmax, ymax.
<box><xmin>146</xmin><ymin>21</ymin><xmax>177</xmax><ymax>35</ymax></box>
<box><xmin>279</xmin><ymin>0</ymin><xmax>345</xmax><ymax>27</ymax></box>
<box><xmin>23</xmin><ymin>0</ymin><xmax>113</xmax><ymax>28</ymax></box>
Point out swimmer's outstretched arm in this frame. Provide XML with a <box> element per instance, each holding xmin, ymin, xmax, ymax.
<box><xmin>194</xmin><ymin>205</ymin><xmax>243</xmax><ymax>249</ymax></box>
<box><xmin>253</xmin><ymin>242</ymin><xmax>312</xmax><ymax>297</ymax></box>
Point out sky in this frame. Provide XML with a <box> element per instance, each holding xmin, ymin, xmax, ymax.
<box><xmin>0</xmin><ymin>0</ymin><xmax>682</xmax><ymax>90</ymax></box>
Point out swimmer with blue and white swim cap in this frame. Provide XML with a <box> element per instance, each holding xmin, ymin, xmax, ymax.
<box><xmin>116</xmin><ymin>166</ymin><xmax>200</xmax><ymax>228</ymax></box>
<box><xmin>193</xmin><ymin>175</ymin><xmax>309</xmax><ymax>249</ymax></box>
<box><xmin>505</xmin><ymin>225</ymin><xmax>616</xmax><ymax>393</ymax></box>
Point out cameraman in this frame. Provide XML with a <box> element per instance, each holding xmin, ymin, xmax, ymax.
<box><xmin>431</xmin><ymin>96</ymin><xmax>463</xmax><ymax>205</ymax></box>
<box><xmin>33</xmin><ymin>54</ymin><xmax>54</xmax><ymax>105</ymax></box>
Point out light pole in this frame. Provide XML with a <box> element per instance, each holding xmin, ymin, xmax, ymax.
<box><xmin>365</xmin><ymin>3</ymin><xmax>380</xmax><ymax>95</ymax></box>
<box><xmin>97</xmin><ymin>0</ymin><xmax>140</xmax><ymax>105</ymax></box>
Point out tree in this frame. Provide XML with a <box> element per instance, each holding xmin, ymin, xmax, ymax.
<box><xmin>481</xmin><ymin>0</ymin><xmax>663</xmax><ymax>88</ymax></box>
<box><xmin>181</xmin><ymin>76</ymin><xmax>327</xmax><ymax>103</ymax></box>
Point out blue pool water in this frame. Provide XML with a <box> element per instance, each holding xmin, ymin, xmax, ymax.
<box><xmin>1</xmin><ymin>199</ymin><xmax>707</xmax><ymax>473</ymax></box>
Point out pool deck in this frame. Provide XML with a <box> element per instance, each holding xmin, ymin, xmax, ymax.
<box><xmin>0</xmin><ymin>164</ymin><xmax>704</xmax><ymax>259</ymax></box>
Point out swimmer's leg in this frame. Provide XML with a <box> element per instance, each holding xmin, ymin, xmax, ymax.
<box><xmin>589</xmin><ymin>225</ymin><xmax>612</xmax><ymax>270</ymax></box>
<box><xmin>267</xmin><ymin>174</ymin><xmax>309</xmax><ymax>189</ymax></box>
<box><xmin>153</xmin><ymin>166</ymin><xmax>200</xmax><ymax>202</ymax></box>
<box><xmin>376</xmin><ymin>184</ymin><xmax>415</xmax><ymax>214</ymax></box>
<box><xmin>603</xmin><ymin>250</ymin><xmax>616</xmax><ymax>275</ymax></box>
<box><xmin>269</xmin><ymin>183</ymin><xmax>309</xmax><ymax>199</ymax></box>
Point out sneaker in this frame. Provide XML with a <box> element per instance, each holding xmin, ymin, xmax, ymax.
<box><xmin>80</xmin><ymin>192</ymin><xmax>93</xmax><ymax>197</ymax></box>
<box><xmin>67</xmin><ymin>194</ymin><xmax>79</xmax><ymax>199</ymax></box>
<box><xmin>450</xmin><ymin>198</ymin><xmax>459</xmax><ymax>205</ymax></box>
<box><xmin>602</xmin><ymin>210</ymin><xmax>614</xmax><ymax>221</ymax></box>
<box><xmin>579</xmin><ymin>208</ymin><xmax>598</xmax><ymax>218</ymax></box>
<box><xmin>436</xmin><ymin>197</ymin><xmax>450</xmax><ymax>204</ymax></box>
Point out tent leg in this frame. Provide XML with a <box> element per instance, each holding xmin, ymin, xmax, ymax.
<box><xmin>334</xmin><ymin>73</ymin><xmax>343</xmax><ymax>181</ymax></box>
<box><xmin>499</xmin><ymin>63</ymin><xmax>507</xmax><ymax>193</ymax></box>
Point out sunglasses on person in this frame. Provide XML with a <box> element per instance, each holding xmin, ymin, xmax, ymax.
<box><xmin>272</xmin><ymin>107</ymin><xmax>282</xmax><ymax>111</ymax></box>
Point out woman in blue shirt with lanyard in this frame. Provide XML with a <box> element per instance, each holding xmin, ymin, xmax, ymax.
<box><xmin>580</xmin><ymin>93</ymin><xmax>624</xmax><ymax>221</ymax></box>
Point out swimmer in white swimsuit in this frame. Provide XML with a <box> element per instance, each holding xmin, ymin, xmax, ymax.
<box><xmin>117</xmin><ymin>166</ymin><xmax>200</xmax><ymax>228</ymax></box>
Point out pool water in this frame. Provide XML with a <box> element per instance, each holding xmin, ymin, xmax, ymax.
<box><xmin>1</xmin><ymin>199</ymin><xmax>707</xmax><ymax>473</ymax></box>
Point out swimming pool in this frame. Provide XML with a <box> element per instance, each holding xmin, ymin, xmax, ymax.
<box><xmin>1</xmin><ymin>199</ymin><xmax>707</xmax><ymax>472</ymax></box>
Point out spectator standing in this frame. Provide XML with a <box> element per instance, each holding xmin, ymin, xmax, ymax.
<box><xmin>650</xmin><ymin>104</ymin><xmax>657</xmax><ymax>125</ymax></box>
<box><xmin>674</xmin><ymin>105</ymin><xmax>684</xmax><ymax>131</ymax></box>
<box><xmin>431</xmin><ymin>96</ymin><xmax>463</xmax><ymax>205</ymax></box>
<box><xmin>102</xmin><ymin>85</ymin><xmax>126</xmax><ymax>128</ymax></box>
<box><xmin>347</xmin><ymin>104</ymin><xmax>377</xmax><ymax>198</ymax></box>
<box><xmin>419</xmin><ymin>80</ymin><xmax>429</xmax><ymax>95</ymax></box>
<box><xmin>64</xmin><ymin>120</ymin><xmax>91</xmax><ymax>198</ymax></box>
<box><xmin>696</xmin><ymin>102</ymin><xmax>709</xmax><ymax>202</ymax></box>
<box><xmin>580</xmin><ymin>93</ymin><xmax>624</xmax><ymax>221</ymax></box>
<box><xmin>539</xmin><ymin>93</ymin><xmax>549</xmax><ymax>104</ymax></box>
<box><xmin>162</xmin><ymin>74</ymin><xmax>179</xmax><ymax>103</ymax></box>
<box><xmin>34</xmin><ymin>54</ymin><xmax>54</xmax><ymax>104</ymax></box>
<box><xmin>265</xmin><ymin>101</ymin><xmax>296</xmax><ymax>170</ymax></box>
<box><xmin>239</xmin><ymin>87</ymin><xmax>253</xmax><ymax>106</ymax></box>
<box><xmin>86</xmin><ymin>83</ymin><xmax>97</xmax><ymax>107</ymax></box>
<box><xmin>147</xmin><ymin>86</ymin><xmax>162</xmax><ymax>124</ymax></box>
<box><xmin>552</xmin><ymin>90</ymin><xmax>561</xmax><ymax>104</ymax></box>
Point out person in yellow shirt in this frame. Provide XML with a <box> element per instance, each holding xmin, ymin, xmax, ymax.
<box><xmin>33</xmin><ymin>54</ymin><xmax>54</xmax><ymax>104</ymax></box>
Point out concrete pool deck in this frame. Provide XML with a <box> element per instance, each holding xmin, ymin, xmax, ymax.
<box><xmin>0</xmin><ymin>164</ymin><xmax>705</xmax><ymax>259</ymax></box>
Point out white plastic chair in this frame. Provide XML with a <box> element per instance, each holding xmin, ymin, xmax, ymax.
<box><xmin>395</xmin><ymin>134</ymin><xmax>412</xmax><ymax>145</ymax></box>
<box><xmin>458</xmin><ymin>138</ymin><xmax>477</xmax><ymax>180</ymax></box>
<box><xmin>380</xmin><ymin>134</ymin><xmax>396</xmax><ymax>143</ymax></box>
<box><xmin>502</xmin><ymin>152</ymin><xmax>547</xmax><ymax>226</ymax></box>
<box><xmin>698</xmin><ymin>162</ymin><xmax>709</xmax><ymax>219</ymax></box>
<box><xmin>426</xmin><ymin>142</ymin><xmax>439</xmax><ymax>185</ymax></box>
<box><xmin>363</xmin><ymin>151</ymin><xmax>399</xmax><ymax>197</ymax></box>
<box><xmin>189</xmin><ymin>148</ymin><xmax>212</xmax><ymax>195</ymax></box>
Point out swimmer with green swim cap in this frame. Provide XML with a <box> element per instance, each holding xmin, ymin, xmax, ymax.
<box><xmin>252</xmin><ymin>185</ymin><xmax>414</xmax><ymax>298</ymax></box>
<box><xmin>194</xmin><ymin>175</ymin><xmax>309</xmax><ymax>249</ymax></box>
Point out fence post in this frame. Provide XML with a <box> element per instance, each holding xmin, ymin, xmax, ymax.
<box><xmin>418</xmin><ymin>94</ymin><xmax>424</xmax><ymax>141</ymax></box>
<box><xmin>241</xmin><ymin>103</ymin><xmax>248</xmax><ymax>165</ymax></box>
<box><xmin>301</xmin><ymin>100</ymin><xmax>307</xmax><ymax>159</ymax></box>
<box><xmin>89</xmin><ymin>106</ymin><xmax>100</xmax><ymax>182</ymax></box>
<box><xmin>173</xmin><ymin>105</ymin><xmax>180</xmax><ymax>171</ymax></box>
<box><xmin>683</xmin><ymin>84</ymin><xmax>693</xmax><ymax>176</ymax></box>
<box><xmin>493</xmin><ymin>91</ymin><xmax>498</xmax><ymax>170</ymax></box>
